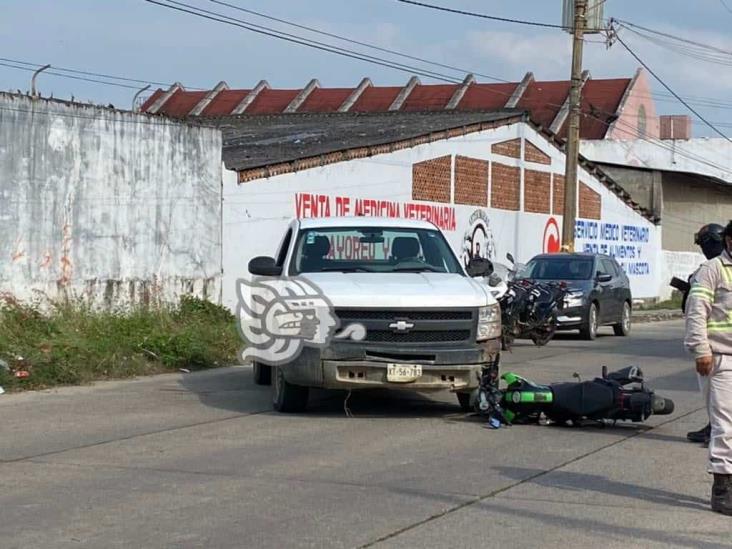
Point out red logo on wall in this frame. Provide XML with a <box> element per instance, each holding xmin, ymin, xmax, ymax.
<box><xmin>543</xmin><ymin>217</ymin><xmax>561</xmax><ymax>253</ymax></box>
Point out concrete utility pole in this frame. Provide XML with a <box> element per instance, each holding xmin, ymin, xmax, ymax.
<box><xmin>561</xmin><ymin>0</ymin><xmax>587</xmax><ymax>252</ymax></box>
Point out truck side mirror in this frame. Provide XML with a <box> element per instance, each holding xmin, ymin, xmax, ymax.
<box><xmin>506</xmin><ymin>253</ymin><xmax>515</xmax><ymax>264</ymax></box>
<box><xmin>248</xmin><ymin>256</ymin><xmax>282</xmax><ymax>276</ymax></box>
<box><xmin>467</xmin><ymin>257</ymin><xmax>494</xmax><ymax>278</ymax></box>
<box><xmin>596</xmin><ymin>272</ymin><xmax>612</xmax><ymax>283</ymax></box>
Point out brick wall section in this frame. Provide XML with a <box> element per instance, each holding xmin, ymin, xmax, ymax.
<box><xmin>492</xmin><ymin>138</ymin><xmax>521</xmax><ymax>159</ymax></box>
<box><xmin>552</xmin><ymin>174</ymin><xmax>565</xmax><ymax>215</ymax></box>
<box><xmin>524</xmin><ymin>141</ymin><xmax>552</xmax><ymax>165</ymax></box>
<box><xmin>524</xmin><ymin>170</ymin><xmax>551</xmax><ymax>214</ymax></box>
<box><xmin>491</xmin><ymin>162</ymin><xmax>520</xmax><ymax>211</ymax></box>
<box><xmin>412</xmin><ymin>155</ymin><xmax>451</xmax><ymax>203</ymax></box>
<box><xmin>579</xmin><ymin>182</ymin><xmax>602</xmax><ymax>220</ymax></box>
<box><xmin>454</xmin><ymin>155</ymin><xmax>488</xmax><ymax>206</ymax></box>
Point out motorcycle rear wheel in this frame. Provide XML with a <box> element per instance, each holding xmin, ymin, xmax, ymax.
<box><xmin>652</xmin><ymin>396</ymin><xmax>675</xmax><ymax>415</ymax></box>
<box><xmin>530</xmin><ymin>314</ymin><xmax>558</xmax><ymax>347</ymax></box>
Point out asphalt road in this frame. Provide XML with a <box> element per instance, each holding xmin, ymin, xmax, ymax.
<box><xmin>1</xmin><ymin>321</ymin><xmax>730</xmax><ymax>548</ymax></box>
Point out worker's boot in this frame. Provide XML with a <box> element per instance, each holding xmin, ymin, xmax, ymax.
<box><xmin>687</xmin><ymin>423</ymin><xmax>711</xmax><ymax>444</ymax></box>
<box><xmin>712</xmin><ymin>474</ymin><xmax>732</xmax><ymax>516</ymax></box>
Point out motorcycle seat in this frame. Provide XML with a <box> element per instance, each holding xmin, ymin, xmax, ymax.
<box><xmin>550</xmin><ymin>381</ymin><xmax>615</xmax><ymax>418</ymax></box>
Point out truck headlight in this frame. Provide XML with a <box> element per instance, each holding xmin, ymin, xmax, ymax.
<box><xmin>564</xmin><ymin>291</ymin><xmax>584</xmax><ymax>308</ymax></box>
<box><xmin>477</xmin><ymin>304</ymin><xmax>501</xmax><ymax>341</ymax></box>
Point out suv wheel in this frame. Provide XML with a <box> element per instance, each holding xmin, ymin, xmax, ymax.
<box><xmin>580</xmin><ymin>303</ymin><xmax>598</xmax><ymax>340</ymax></box>
<box><xmin>272</xmin><ymin>367</ymin><xmax>309</xmax><ymax>413</ymax></box>
<box><xmin>252</xmin><ymin>362</ymin><xmax>272</xmax><ymax>385</ymax></box>
<box><xmin>613</xmin><ymin>302</ymin><xmax>632</xmax><ymax>336</ymax></box>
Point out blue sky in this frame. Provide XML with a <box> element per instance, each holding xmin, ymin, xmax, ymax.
<box><xmin>2</xmin><ymin>1</ymin><xmax>731</xmax><ymax>135</ymax></box>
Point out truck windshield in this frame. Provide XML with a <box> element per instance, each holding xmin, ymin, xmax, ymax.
<box><xmin>291</xmin><ymin>227</ymin><xmax>463</xmax><ymax>275</ymax></box>
<box><xmin>523</xmin><ymin>257</ymin><xmax>594</xmax><ymax>280</ymax></box>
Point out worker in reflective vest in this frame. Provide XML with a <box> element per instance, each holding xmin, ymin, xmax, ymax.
<box><xmin>685</xmin><ymin>220</ymin><xmax>732</xmax><ymax>515</ymax></box>
<box><xmin>686</xmin><ymin>224</ymin><xmax>726</xmax><ymax>445</ymax></box>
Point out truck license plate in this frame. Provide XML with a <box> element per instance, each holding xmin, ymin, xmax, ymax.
<box><xmin>386</xmin><ymin>364</ymin><xmax>422</xmax><ymax>383</ymax></box>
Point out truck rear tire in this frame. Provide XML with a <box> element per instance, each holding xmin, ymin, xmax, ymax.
<box><xmin>272</xmin><ymin>367</ymin><xmax>309</xmax><ymax>413</ymax></box>
<box><xmin>253</xmin><ymin>362</ymin><xmax>272</xmax><ymax>385</ymax></box>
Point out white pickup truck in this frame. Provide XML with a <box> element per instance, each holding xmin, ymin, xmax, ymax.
<box><xmin>246</xmin><ymin>217</ymin><xmax>502</xmax><ymax>412</ymax></box>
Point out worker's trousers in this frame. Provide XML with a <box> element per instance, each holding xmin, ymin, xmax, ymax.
<box><xmin>699</xmin><ymin>354</ymin><xmax>732</xmax><ymax>474</ymax></box>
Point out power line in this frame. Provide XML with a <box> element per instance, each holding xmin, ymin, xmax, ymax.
<box><xmin>0</xmin><ymin>61</ymin><xmax>142</xmax><ymax>91</ymax></box>
<box><xmin>1</xmin><ymin>0</ymin><xmax>725</xmax><ymax>175</ymax></box>
<box><xmin>394</xmin><ymin>0</ymin><xmax>571</xmax><ymax>30</ymax></box>
<box><xmin>617</xmin><ymin>19</ymin><xmax>732</xmax><ymax>57</ymax></box>
<box><xmin>144</xmin><ymin>0</ymin><xmax>732</xmax><ymax>174</ymax></box>
<box><xmin>0</xmin><ymin>57</ymin><xmax>196</xmax><ymax>90</ymax></box>
<box><xmin>612</xmin><ymin>31</ymin><xmax>732</xmax><ymax>143</ymax></box>
<box><xmin>2</xmin><ymin>7</ymin><xmax>729</xmax><ymax>120</ymax></box>
<box><xmin>207</xmin><ymin>0</ymin><xmax>732</xmax><ymax>115</ymax></box>
<box><xmin>207</xmin><ymin>0</ymin><xmax>510</xmax><ymax>83</ymax></box>
<box><xmin>619</xmin><ymin>24</ymin><xmax>732</xmax><ymax>68</ymax></box>
<box><xmin>145</xmin><ymin>0</ymin><xmax>463</xmax><ymax>84</ymax></box>
<box><xmin>719</xmin><ymin>0</ymin><xmax>732</xmax><ymax>14</ymax></box>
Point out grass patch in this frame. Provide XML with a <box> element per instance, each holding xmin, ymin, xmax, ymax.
<box><xmin>0</xmin><ymin>295</ymin><xmax>240</xmax><ymax>392</ymax></box>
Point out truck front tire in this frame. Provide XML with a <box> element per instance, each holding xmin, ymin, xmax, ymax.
<box><xmin>272</xmin><ymin>366</ymin><xmax>309</xmax><ymax>413</ymax></box>
<box><xmin>457</xmin><ymin>392</ymin><xmax>472</xmax><ymax>412</ymax></box>
<box><xmin>253</xmin><ymin>362</ymin><xmax>272</xmax><ymax>385</ymax></box>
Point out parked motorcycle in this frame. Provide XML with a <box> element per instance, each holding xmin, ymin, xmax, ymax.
<box><xmin>472</xmin><ymin>365</ymin><xmax>675</xmax><ymax>427</ymax></box>
<box><xmin>488</xmin><ymin>254</ymin><xmax>567</xmax><ymax>350</ymax></box>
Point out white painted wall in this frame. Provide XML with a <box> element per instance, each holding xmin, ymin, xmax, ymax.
<box><xmin>660</xmin><ymin>250</ymin><xmax>706</xmax><ymax>301</ymax></box>
<box><xmin>223</xmin><ymin>122</ymin><xmax>662</xmax><ymax>310</ymax></box>
<box><xmin>581</xmin><ymin>138</ymin><xmax>732</xmax><ymax>184</ymax></box>
<box><xmin>0</xmin><ymin>93</ymin><xmax>223</xmax><ymax>307</ymax></box>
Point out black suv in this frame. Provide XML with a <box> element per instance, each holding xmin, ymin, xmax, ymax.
<box><xmin>521</xmin><ymin>253</ymin><xmax>632</xmax><ymax>340</ymax></box>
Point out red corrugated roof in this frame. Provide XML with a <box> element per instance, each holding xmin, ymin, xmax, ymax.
<box><xmin>350</xmin><ymin>86</ymin><xmax>402</xmax><ymax>112</ymax></box>
<box><xmin>401</xmin><ymin>84</ymin><xmax>458</xmax><ymax>111</ymax></box>
<box><xmin>203</xmin><ymin>89</ymin><xmax>250</xmax><ymax>116</ymax></box>
<box><xmin>157</xmin><ymin>90</ymin><xmax>207</xmax><ymax>117</ymax></box>
<box><xmin>458</xmin><ymin>83</ymin><xmax>518</xmax><ymax>110</ymax></box>
<box><xmin>140</xmin><ymin>75</ymin><xmax>636</xmax><ymax>139</ymax></box>
<box><xmin>516</xmin><ymin>80</ymin><xmax>570</xmax><ymax>129</ymax></box>
<box><xmin>246</xmin><ymin>89</ymin><xmax>300</xmax><ymax>114</ymax></box>
<box><xmin>559</xmin><ymin>78</ymin><xmax>631</xmax><ymax>140</ymax></box>
<box><xmin>140</xmin><ymin>89</ymin><xmax>164</xmax><ymax>111</ymax></box>
<box><xmin>299</xmin><ymin>88</ymin><xmax>353</xmax><ymax>112</ymax></box>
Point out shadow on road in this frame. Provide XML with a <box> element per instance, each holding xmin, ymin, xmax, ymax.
<box><xmin>299</xmin><ymin>388</ymin><xmax>465</xmax><ymax>419</ymax></box>
<box><xmin>177</xmin><ymin>366</ymin><xmax>271</xmax><ymax>414</ymax></box>
<box><xmin>493</xmin><ymin>465</ymin><xmax>708</xmax><ymax>511</ymax></box>
<box><xmin>176</xmin><ymin>366</ymin><xmax>468</xmax><ymax>418</ymax></box>
<box><xmin>476</xmin><ymin>500</ymin><xmax>722</xmax><ymax>549</ymax></box>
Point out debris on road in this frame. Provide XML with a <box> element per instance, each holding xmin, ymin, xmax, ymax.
<box><xmin>0</xmin><ymin>386</ymin><xmax>5</xmax><ymax>395</ymax></box>
<box><xmin>632</xmin><ymin>309</ymin><xmax>684</xmax><ymax>323</ymax></box>
<box><xmin>179</xmin><ymin>368</ymin><xmax>191</xmax><ymax>373</ymax></box>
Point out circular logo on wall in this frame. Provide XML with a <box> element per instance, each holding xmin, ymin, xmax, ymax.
<box><xmin>543</xmin><ymin>217</ymin><xmax>561</xmax><ymax>254</ymax></box>
<box><xmin>462</xmin><ymin>209</ymin><xmax>496</xmax><ymax>267</ymax></box>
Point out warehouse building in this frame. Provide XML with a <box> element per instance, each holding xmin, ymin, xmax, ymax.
<box><xmin>214</xmin><ymin>110</ymin><xmax>661</xmax><ymax>309</ymax></box>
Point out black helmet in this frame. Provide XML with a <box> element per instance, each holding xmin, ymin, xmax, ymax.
<box><xmin>695</xmin><ymin>223</ymin><xmax>725</xmax><ymax>259</ymax></box>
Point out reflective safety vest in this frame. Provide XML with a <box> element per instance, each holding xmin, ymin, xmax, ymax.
<box><xmin>685</xmin><ymin>249</ymin><xmax>732</xmax><ymax>357</ymax></box>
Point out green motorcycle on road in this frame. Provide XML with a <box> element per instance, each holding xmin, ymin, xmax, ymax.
<box><xmin>473</xmin><ymin>365</ymin><xmax>675</xmax><ymax>427</ymax></box>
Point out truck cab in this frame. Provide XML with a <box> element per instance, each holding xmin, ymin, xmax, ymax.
<box><xmin>245</xmin><ymin>217</ymin><xmax>501</xmax><ymax>412</ymax></box>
